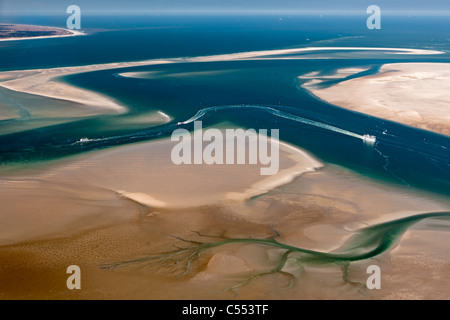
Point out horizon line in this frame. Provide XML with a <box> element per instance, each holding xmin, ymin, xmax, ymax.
<box><xmin>1</xmin><ymin>10</ymin><xmax>450</xmax><ymax>16</ymax></box>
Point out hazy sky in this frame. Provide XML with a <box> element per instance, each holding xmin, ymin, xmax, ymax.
<box><xmin>1</xmin><ymin>0</ymin><xmax>449</xmax><ymax>15</ymax></box>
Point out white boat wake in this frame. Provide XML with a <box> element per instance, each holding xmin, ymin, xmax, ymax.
<box><xmin>179</xmin><ymin>104</ymin><xmax>373</xmax><ymax>143</ymax></box>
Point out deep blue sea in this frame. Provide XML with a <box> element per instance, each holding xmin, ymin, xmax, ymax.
<box><xmin>0</xmin><ymin>14</ymin><xmax>449</xmax><ymax>194</ymax></box>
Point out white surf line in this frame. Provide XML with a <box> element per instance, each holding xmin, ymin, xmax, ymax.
<box><xmin>187</xmin><ymin>47</ymin><xmax>445</xmax><ymax>63</ymax></box>
<box><xmin>0</xmin><ymin>47</ymin><xmax>443</xmax><ymax>114</ymax></box>
<box><xmin>157</xmin><ymin>111</ymin><xmax>172</xmax><ymax>122</ymax></box>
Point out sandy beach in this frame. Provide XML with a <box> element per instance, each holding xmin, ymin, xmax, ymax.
<box><xmin>303</xmin><ymin>63</ymin><xmax>450</xmax><ymax>136</ymax></box>
<box><xmin>0</xmin><ymin>24</ymin><xmax>84</xmax><ymax>42</ymax></box>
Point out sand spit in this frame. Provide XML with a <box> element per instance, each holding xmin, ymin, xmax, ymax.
<box><xmin>0</xmin><ymin>47</ymin><xmax>442</xmax><ymax>115</ymax></box>
<box><xmin>0</xmin><ymin>24</ymin><xmax>84</xmax><ymax>42</ymax></box>
<box><xmin>304</xmin><ymin>63</ymin><xmax>450</xmax><ymax>136</ymax></box>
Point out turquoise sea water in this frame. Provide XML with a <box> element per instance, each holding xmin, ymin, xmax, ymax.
<box><xmin>0</xmin><ymin>14</ymin><xmax>449</xmax><ymax>195</ymax></box>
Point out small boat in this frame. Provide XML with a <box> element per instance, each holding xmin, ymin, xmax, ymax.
<box><xmin>78</xmin><ymin>137</ymin><xmax>91</xmax><ymax>143</ymax></box>
<box><xmin>362</xmin><ymin>134</ymin><xmax>376</xmax><ymax>145</ymax></box>
<box><xmin>177</xmin><ymin>122</ymin><xmax>184</xmax><ymax>126</ymax></box>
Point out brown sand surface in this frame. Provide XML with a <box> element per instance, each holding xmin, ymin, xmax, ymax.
<box><xmin>1</xmin><ymin>152</ymin><xmax>448</xmax><ymax>299</ymax></box>
<box><xmin>0</xmin><ymin>133</ymin><xmax>321</xmax><ymax>246</ymax></box>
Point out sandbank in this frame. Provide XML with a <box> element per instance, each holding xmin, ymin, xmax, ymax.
<box><xmin>0</xmin><ymin>131</ymin><xmax>321</xmax><ymax>246</ymax></box>
<box><xmin>303</xmin><ymin>63</ymin><xmax>450</xmax><ymax>135</ymax></box>
<box><xmin>0</xmin><ymin>47</ymin><xmax>442</xmax><ymax>117</ymax></box>
<box><xmin>0</xmin><ymin>163</ymin><xmax>448</xmax><ymax>299</ymax></box>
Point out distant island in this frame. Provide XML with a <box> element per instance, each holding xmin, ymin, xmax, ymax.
<box><xmin>0</xmin><ymin>24</ymin><xmax>83</xmax><ymax>41</ymax></box>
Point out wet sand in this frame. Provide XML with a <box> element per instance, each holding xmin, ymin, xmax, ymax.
<box><xmin>1</xmin><ymin>139</ymin><xmax>449</xmax><ymax>299</ymax></box>
<box><xmin>0</xmin><ymin>132</ymin><xmax>321</xmax><ymax>246</ymax></box>
<box><xmin>0</xmin><ymin>165</ymin><xmax>448</xmax><ymax>299</ymax></box>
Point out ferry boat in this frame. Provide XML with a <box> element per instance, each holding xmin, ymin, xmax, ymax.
<box><xmin>362</xmin><ymin>134</ymin><xmax>376</xmax><ymax>145</ymax></box>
